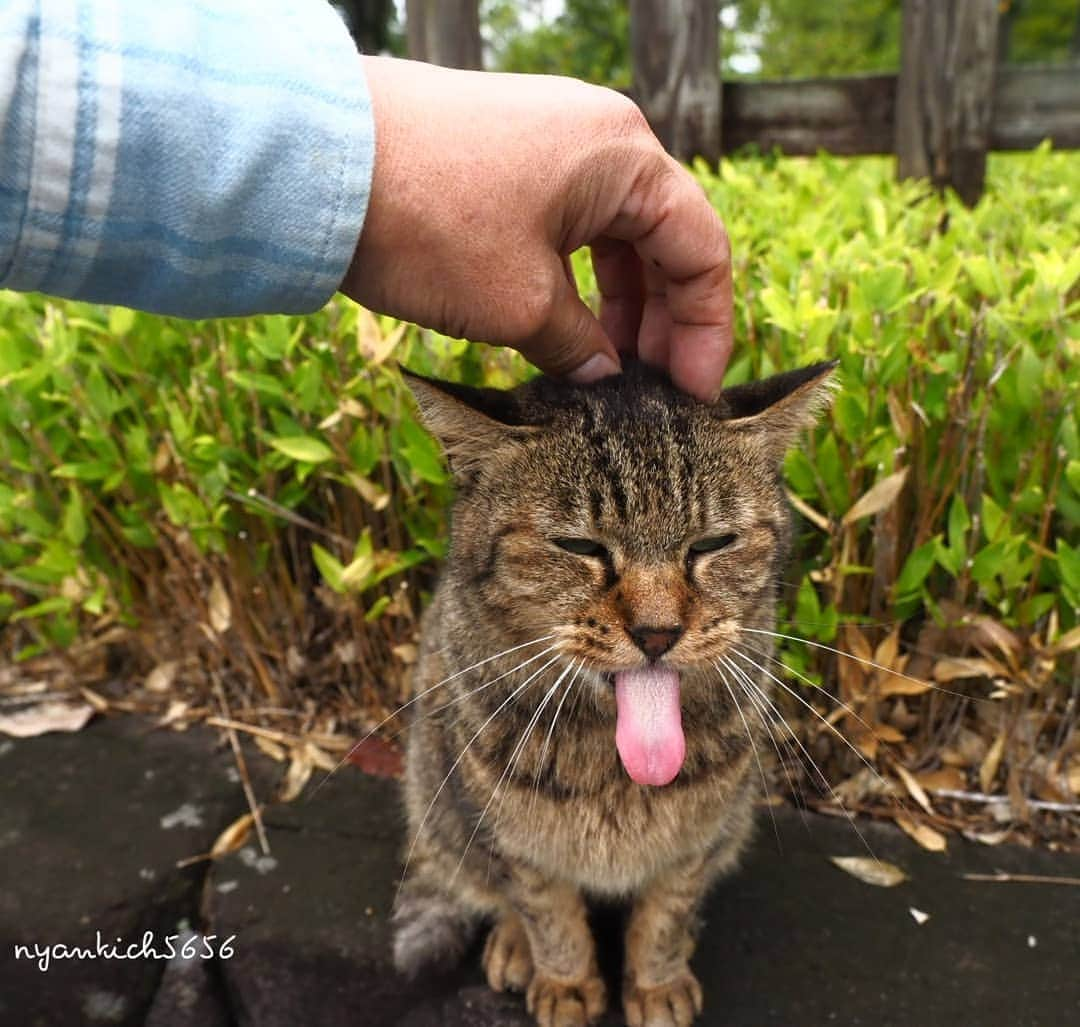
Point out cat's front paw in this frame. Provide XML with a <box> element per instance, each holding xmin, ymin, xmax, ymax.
<box><xmin>526</xmin><ymin>970</ymin><xmax>606</xmax><ymax>1027</ymax></box>
<box><xmin>483</xmin><ymin>913</ymin><xmax>534</xmax><ymax>993</ymax></box>
<box><xmin>623</xmin><ymin>969</ymin><xmax>703</xmax><ymax>1027</ymax></box>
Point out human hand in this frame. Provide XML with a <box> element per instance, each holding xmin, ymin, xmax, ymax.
<box><xmin>341</xmin><ymin>56</ymin><xmax>732</xmax><ymax>401</ymax></box>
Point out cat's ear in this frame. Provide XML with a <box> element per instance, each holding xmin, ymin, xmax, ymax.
<box><xmin>402</xmin><ymin>370</ymin><xmax>536</xmax><ymax>478</ymax></box>
<box><xmin>719</xmin><ymin>360</ymin><xmax>838</xmax><ymax>459</ymax></box>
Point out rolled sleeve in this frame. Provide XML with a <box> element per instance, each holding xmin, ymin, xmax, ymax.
<box><xmin>0</xmin><ymin>0</ymin><xmax>374</xmax><ymax>317</ymax></box>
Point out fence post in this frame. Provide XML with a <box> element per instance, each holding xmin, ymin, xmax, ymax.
<box><xmin>629</xmin><ymin>0</ymin><xmax>721</xmax><ymax>164</ymax></box>
<box><xmin>895</xmin><ymin>0</ymin><xmax>1000</xmax><ymax>206</ymax></box>
<box><xmin>405</xmin><ymin>0</ymin><xmax>482</xmax><ymax>70</ymax></box>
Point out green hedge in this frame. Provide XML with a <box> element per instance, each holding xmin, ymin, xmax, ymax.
<box><xmin>1</xmin><ymin>147</ymin><xmax>1077</xmax><ymax>708</ymax></box>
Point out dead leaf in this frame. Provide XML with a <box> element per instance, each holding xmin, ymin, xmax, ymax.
<box><xmin>874</xmin><ymin>626</ymin><xmax>900</xmax><ymax>671</ymax></box>
<box><xmin>917</xmin><ymin>766</ymin><xmax>966</xmax><ymax>792</ymax></box>
<box><xmin>933</xmin><ymin>657</ymin><xmax>1007</xmax><ymax>682</ymax></box>
<box><xmin>830</xmin><ymin>856</ymin><xmax>908</xmax><ymax>887</ymax></box>
<box><xmin>909</xmin><ymin>907</ymin><xmax>931</xmax><ymax>925</ymax></box>
<box><xmin>962</xmin><ymin>828</ymin><xmax>1011</xmax><ymax>846</ymax></box>
<box><xmin>79</xmin><ymin>686</ymin><xmax>110</xmax><ymax>713</ymax></box>
<box><xmin>357</xmin><ymin>308</ymin><xmax>406</xmax><ymax>365</ymax></box>
<box><xmin>895</xmin><ymin>815</ymin><xmax>948</xmax><ymax>852</ymax></box>
<box><xmin>878</xmin><ymin>667</ymin><xmax>932</xmax><ymax>697</ymax></box>
<box><xmin>145</xmin><ymin>660</ymin><xmax>179</xmax><ymax>693</ymax></box>
<box><xmin>870</xmin><ymin>722</ymin><xmax>907</xmax><ymax>744</ymax></box>
<box><xmin>254</xmin><ymin>735</ymin><xmax>287</xmax><ymax>762</ymax></box>
<box><xmin>210</xmin><ymin>812</ymin><xmax>255</xmax><ymax>858</ymax></box>
<box><xmin>980</xmin><ymin>730</ymin><xmax>1006</xmax><ymax>794</ymax></box>
<box><xmin>278</xmin><ymin>747</ymin><xmax>314</xmax><ymax>802</ymax></box>
<box><xmin>208</xmin><ymin>578</ymin><xmax>231</xmax><ymax>634</ymax></box>
<box><xmin>971</xmin><ymin>615</ymin><xmax>1022</xmax><ymax>667</ymax></box>
<box><xmin>842</xmin><ymin>468</ymin><xmax>909</xmax><ymax>525</ymax></box>
<box><xmin>157</xmin><ymin>700</ymin><xmax>190</xmax><ymax>729</ymax></box>
<box><xmin>392</xmin><ymin>643</ymin><xmax>418</xmax><ymax>665</ymax></box>
<box><xmin>1049</xmin><ymin>625</ymin><xmax>1080</xmax><ymax>656</ymax></box>
<box><xmin>893</xmin><ymin>762</ymin><xmax>935</xmax><ymax>815</ymax></box>
<box><xmin>1067</xmin><ymin>762</ymin><xmax>1080</xmax><ymax>796</ymax></box>
<box><xmin>345</xmin><ymin>471</ymin><xmax>390</xmax><ymax>511</ymax></box>
<box><xmin>0</xmin><ymin>701</ymin><xmax>94</xmax><ymax>737</ymax></box>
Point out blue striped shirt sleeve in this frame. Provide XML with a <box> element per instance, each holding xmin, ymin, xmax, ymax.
<box><xmin>0</xmin><ymin>0</ymin><xmax>374</xmax><ymax>318</ymax></box>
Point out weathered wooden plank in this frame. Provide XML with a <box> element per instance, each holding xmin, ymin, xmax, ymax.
<box><xmin>630</xmin><ymin>0</ymin><xmax>721</xmax><ymax>163</ymax></box>
<box><xmin>895</xmin><ymin>0</ymin><xmax>1000</xmax><ymax>205</ymax></box>
<box><xmin>721</xmin><ymin>75</ymin><xmax>896</xmax><ymax>156</ymax></box>
<box><xmin>717</xmin><ymin>66</ymin><xmax>1080</xmax><ymax>158</ymax></box>
<box><xmin>991</xmin><ymin>66</ymin><xmax>1080</xmax><ymax>150</ymax></box>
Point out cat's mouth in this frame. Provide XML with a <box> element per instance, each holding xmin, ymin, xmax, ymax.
<box><xmin>611</xmin><ymin>666</ymin><xmax>685</xmax><ymax>788</ymax></box>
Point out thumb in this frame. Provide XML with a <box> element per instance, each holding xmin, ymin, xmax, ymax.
<box><xmin>516</xmin><ymin>271</ymin><xmax>621</xmax><ymax>383</ymax></box>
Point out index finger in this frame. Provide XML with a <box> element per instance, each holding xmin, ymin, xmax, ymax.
<box><xmin>608</xmin><ymin>153</ymin><xmax>732</xmax><ymax>401</ymax></box>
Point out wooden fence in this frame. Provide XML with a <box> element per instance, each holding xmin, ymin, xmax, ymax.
<box><xmin>721</xmin><ymin>66</ymin><xmax>1080</xmax><ymax>157</ymax></box>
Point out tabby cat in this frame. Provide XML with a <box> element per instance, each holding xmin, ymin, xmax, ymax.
<box><xmin>393</xmin><ymin>360</ymin><xmax>835</xmax><ymax>1027</ymax></box>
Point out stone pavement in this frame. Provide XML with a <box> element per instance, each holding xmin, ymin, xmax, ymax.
<box><xmin>1</xmin><ymin>716</ymin><xmax>1077</xmax><ymax>1027</ymax></box>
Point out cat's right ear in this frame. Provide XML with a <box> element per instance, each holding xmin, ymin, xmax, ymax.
<box><xmin>401</xmin><ymin>370</ymin><xmax>537</xmax><ymax>479</ymax></box>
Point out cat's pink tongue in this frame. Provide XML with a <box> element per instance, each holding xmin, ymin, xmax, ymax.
<box><xmin>614</xmin><ymin>668</ymin><xmax>685</xmax><ymax>786</ymax></box>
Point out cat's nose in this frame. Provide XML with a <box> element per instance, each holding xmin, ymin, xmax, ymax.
<box><xmin>628</xmin><ymin>625</ymin><xmax>683</xmax><ymax>660</ymax></box>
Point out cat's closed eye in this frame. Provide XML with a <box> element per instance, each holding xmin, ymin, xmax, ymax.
<box><xmin>553</xmin><ymin>537</ymin><xmax>608</xmax><ymax>558</ymax></box>
<box><xmin>688</xmin><ymin>534</ymin><xmax>738</xmax><ymax>555</ymax></box>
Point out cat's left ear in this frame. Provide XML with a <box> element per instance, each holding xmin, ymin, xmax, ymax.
<box><xmin>719</xmin><ymin>360</ymin><xmax>838</xmax><ymax>460</ymax></box>
<box><xmin>401</xmin><ymin>369</ymin><xmax>537</xmax><ymax>479</ymax></box>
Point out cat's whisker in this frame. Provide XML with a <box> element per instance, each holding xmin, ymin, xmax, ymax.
<box><xmin>729</xmin><ymin>644</ymin><xmax>894</xmax><ymax>798</ymax></box>
<box><xmin>716</xmin><ymin>654</ymin><xmax>810</xmax><ymax>827</ymax></box>
<box><xmin>310</xmin><ymin>634</ymin><xmax>559</xmax><ymax>796</ymax></box>
<box><xmin>713</xmin><ymin>659</ymin><xmax>781</xmax><ymax>852</ymax></box>
<box><xmin>453</xmin><ymin>659</ymin><xmax>578</xmax><ymax>885</ymax></box>
<box><xmin>723</xmin><ymin>649</ymin><xmax>878</xmax><ymax>861</ymax></box>
<box><xmin>417</xmin><ymin>645</ymin><xmax>563</xmax><ymax>726</ymax></box>
<box><xmin>527</xmin><ymin>658</ymin><xmax>586</xmax><ymax>825</ymax></box>
<box><xmin>397</xmin><ymin>653</ymin><xmax>564</xmax><ymax>900</ymax></box>
<box><xmin>737</xmin><ymin>638</ymin><xmax>891</xmax><ymax>748</ymax></box>
<box><xmin>739</xmin><ymin>626</ymin><xmax>989</xmax><ymax>704</ymax></box>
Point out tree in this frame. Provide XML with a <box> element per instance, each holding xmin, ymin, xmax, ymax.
<box><xmin>895</xmin><ymin>0</ymin><xmax>1000</xmax><ymax>206</ymax></box>
<box><xmin>629</xmin><ymin>0</ymin><xmax>721</xmax><ymax>163</ymax></box>
<box><xmin>334</xmin><ymin>0</ymin><xmax>403</xmax><ymax>55</ymax></box>
<box><xmin>486</xmin><ymin>0</ymin><xmax>631</xmax><ymax>87</ymax></box>
<box><xmin>406</xmin><ymin>0</ymin><xmax>483</xmax><ymax>69</ymax></box>
<box><xmin>730</xmin><ymin>0</ymin><xmax>902</xmax><ymax>78</ymax></box>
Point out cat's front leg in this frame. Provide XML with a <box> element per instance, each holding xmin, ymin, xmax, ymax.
<box><xmin>622</xmin><ymin>852</ymin><xmax>717</xmax><ymax>1027</ymax></box>
<box><xmin>497</xmin><ymin>860</ymin><xmax>606</xmax><ymax>1027</ymax></box>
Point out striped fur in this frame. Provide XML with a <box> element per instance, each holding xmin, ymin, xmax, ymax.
<box><xmin>395</xmin><ymin>362</ymin><xmax>835</xmax><ymax>1027</ymax></box>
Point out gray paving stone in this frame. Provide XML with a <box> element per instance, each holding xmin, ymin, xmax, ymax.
<box><xmin>2</xmin><ymin>715</ymin><xmax>1078</xmax><ymax>1026</ymax></box>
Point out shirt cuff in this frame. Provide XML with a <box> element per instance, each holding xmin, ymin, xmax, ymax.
<box><xmin>1</xmin><ymin>0</ymin><xmax>374</xmax><ymax>318</ymax></box>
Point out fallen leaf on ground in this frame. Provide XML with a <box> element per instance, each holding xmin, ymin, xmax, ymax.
<box><xmin>830</xmin><ymin>856</ymin><xmax>908</xmax><ymax>887</ymax></box>
<box><xmin>933</xmin><ymin>657</ymin><xmax>1006</xmax><ymax>682</ymax></box>
<box><xmin>208</xmin><ymin>577</ymin><xmax>231</xmax><ymax>634</ymax></box>
<box><xmin>0</xmin><ymin>701</ymin><xmax>94</xmax><ymax>738</ymax></box>
<box><xmin>893</xmin><ymin>762</ymin><xmax>935</xmax><ymax>816</ymax></box>
<box><xmin>145</xmin><ymin>660</ymin><xmax>179</xmax><ymax>693</ymax></box>
<box><xmin>210</xmin><ymin>812</ymin><xmax>255</xmax><ymax>858</ymax></box>
<box><xmin>279</xmin><ymin>747</ymin><xmax>314</xmax><ymax>802</ymax></box>
<box><xmin>347</xmin><ymin>736</ymin><xmax>404</xmax><ymax>779</ymax></box>
<box><xmin>895</xmin><ymin>815</ymin><xmax>948</xmax><ymax>852</ymax></box>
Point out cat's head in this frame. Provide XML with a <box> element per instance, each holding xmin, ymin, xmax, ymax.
<box><xmin>405</xmin><ymin>360</ymin><xmax>835</xmax><ymax>785</ymax></box>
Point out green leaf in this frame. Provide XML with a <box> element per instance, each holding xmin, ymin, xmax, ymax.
<box><xmin>894</xmin><ymin>539</ymin><xmax>938</xmax><ymax>600</ymax></box>
<box><xmin>107</xmin><ymin>306</ymin><xmax>136</xmax><ymax>336</ymax></box>
<box><xmin>63</xmin><ymin>488</ymin><xmax>88</xmax><ymax>546</ymax></box>
<box><xmin>312</xmin><ymin>543</ymin><xmax>345</xmax><ymax>594</ymax></box>
<box><xmin>399</xmin><ymin>419</ymin><xmax>448</xmax><ymax>484</ymax></box>
<box><xmin>269</xmin><ymin>435</ymin><xmax>334</xmax><ymax>464</ymax></box>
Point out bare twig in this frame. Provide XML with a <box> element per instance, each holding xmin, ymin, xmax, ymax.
<box><xmin>962</xmin><ymin>872</ymin><xmax>1080</xmax><ymax>886</ymax></box>
<box><xmin>931</xmin><ymin>788</ymin><xmax>1080</xmax><ymax>814</ymax></box>
<box><xmin>211</xmin><ymin>677</ymin><xmax>270</xmax><ymax>856</ymax></box>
